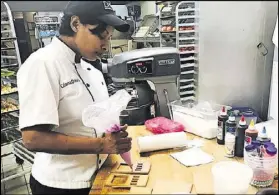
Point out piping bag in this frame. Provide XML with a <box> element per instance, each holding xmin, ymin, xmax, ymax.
<box><xmin>82</xmin><ymin>89</ymin><xmax>133</xmax><ymax>169</ymax></box>
<box><xmin>106</xmin><ymin>124</ymin><xmax>133</xmax><ymax>169</ymax></box>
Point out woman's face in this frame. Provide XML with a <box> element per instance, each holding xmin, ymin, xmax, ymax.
<box><xmin>71</xmin><ymin>16</ymin><xmax>114</xmax><ymax>60</ymax></box>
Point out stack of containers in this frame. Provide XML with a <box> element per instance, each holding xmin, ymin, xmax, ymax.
<box><xmin>244</xmin><ymin>127</ymin><xmax>278</xmax><ymax>187</ymax></box>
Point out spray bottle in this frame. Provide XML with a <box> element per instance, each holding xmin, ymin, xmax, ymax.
<box><xmin>235</xmin><ymin>115</ymin><xmax>248</xmax><ymax>157</ymax></box>
<box><xmin>217</xmin><ymin>106</ymin><xmax>229</xmax><ymax>145</ymax></box>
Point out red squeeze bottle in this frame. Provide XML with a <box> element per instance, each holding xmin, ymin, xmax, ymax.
<box><xmin>217</xmin><ymin>106</ymin><xmax>229</xmax><ymax>145</ymax></box>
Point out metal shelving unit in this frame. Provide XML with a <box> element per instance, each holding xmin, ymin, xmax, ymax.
<box><xmin>176</xmin><ymin>1</ymin><xmax>199</xmax><ymax>101</ymax></box>
<box><xmin>159</xmin><ymin>1</ymin><xmax>179</xmax><ymax>48</ymax></box>
<box><xmin>132</xmin><ymin>14</ymin><xmax>160</xmax><ymax>48</ymax></box>
<box><xmin>158</xmin><ymin>1</ymin><xmax>199</xmax><ymax>101</ymax></box>
<box><xmin>1</xmin><ymin>1</ymin><xmax>34</xmax><ymax>184</ymax></box>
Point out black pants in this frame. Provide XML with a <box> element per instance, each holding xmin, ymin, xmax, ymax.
<box><xmin>30</xmin><ymin>174</ymin><xmax>91</xmax><ymax>195</ymax></box>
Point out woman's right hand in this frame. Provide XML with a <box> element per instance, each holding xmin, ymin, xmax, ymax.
<box><xmin>101</xmin><ymin>126</ymin><xmax>132</xmax><ymax>154</ymax></box>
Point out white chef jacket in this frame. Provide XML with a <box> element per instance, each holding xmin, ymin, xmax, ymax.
<box><xmin>17</xmin><ymin>37</ymin><xmax>109</xmax><ymax>189</ymax></box>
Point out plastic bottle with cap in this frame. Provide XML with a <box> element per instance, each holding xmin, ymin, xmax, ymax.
<box><xmin>224</xmin><ymin>113</ymin><xmax>237</xmax><ymax>157</ymax></box>
<box><xmin>235</xmin><ymin>115</ymin><xmax>248</xmax><ymax>157</ymax></box>
<box><xmin>256</xmin><ymin>126</ymin><xmax>271</xmax><ymax>145</ymax></box>
<box><xmin>225</xmin><ymin>133</ymin><xmax>236</xmax><ymax>158</ymax></box>
<box><xmin>225</xmin><ymin>112</ymin><xmax>237</xmax><ymax>134</ymax></box>
<box><xmin>217</xmin><ymin>106</ymin><xmax>229</xmax><ymax>145</ymax></box>
<box><xmin>244</xmin><ymin>119</ymin><xmax>258</xmax><ymax>147</ymax></box>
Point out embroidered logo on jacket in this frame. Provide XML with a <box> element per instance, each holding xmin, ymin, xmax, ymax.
<box><xmin>103</xmin><ymin>1</ymin><xmax>113</xmax><ymax>10</ymax></box>
<box><xmin>60</xmin><ymin>79</ymin><xmax>80</xmax><ymax>88</ymax></box>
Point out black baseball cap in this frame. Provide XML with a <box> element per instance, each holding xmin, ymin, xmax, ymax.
<box><xmin>63</xmin><ymin>1</ymin><xmax>130</xmax><ymax>32</ymax></box>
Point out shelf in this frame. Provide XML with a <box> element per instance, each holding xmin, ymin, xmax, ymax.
<box><xmin>1</xmin><ymin>63</ymin><xmax>19</xmax><ymax>69</ymax></box>
<box><xmin>179</xmin><ymin>37</ymin><xmax>197</xmax><ymax>41</ymax></box>
<box><xmin>180</xmin><ymin>56</ymin><xmax>196</xmax><ymax>61</ymax></box>
<box><xmin>1</xmin><ymin>55</ymin><xmax>17</xmax><ymax>60</ymax></box>
<box><xmin>181</xmin><ymin>70</ymin><xmax>196</xmax><ymax>75</ymax></box>
<box><xmin>1</xmin><ymin>109</ymin><xmax>19</xmax><ymax>115</ymax></box>
<box><xmin>1</xmin><ymin>12</ymin><xmax>8</xmax><ymax>16</ymax></box>
<box><xmin>1</xmin><ymin>125</ymin><xmax>19</xmax><ymax>133</ymax></box>
<box><xmin>9</xmin><ymin>112</ymin><xmax>19</xmax><ymax>118</ymax></box>
<box><xmin>1</xmin><ymin>127</ymin><xmax>21</xmax><ymax>146</ymax></box>
<box><xmin>13</xmin><ymin>141</ymin><xmax>35</xmax><ymax>162</ymax></box>
<box><xmin>1</xmin><ymin>90</ymin><xmax>18</xmax><ymax>96</ymax></box>
<box><xmin>133</xmin><ymin>36</ymin><xmax>160</xmax><ymax>43</ymax></box>
<box><xmin>1</xmin><ymin>37</ymin><xmax>17</xmax><ymax>41</ymax></box>
<box><xmin>160</xmin><ymin>31</ymin><xmax>176</xmax><ymax>33</ymax></box>
<box><xmin>178</xmin><ymin>8</ymin><xmax>196</xmax><ymax>12</ymax></box>
<box><xmin>181</xmin><ymin>63</ymin><xmax>196</xmax><ymax>68</ymax></box>
<box><xmin>35</xmin><ymin>22</ymin><xmax>60</xmax><ymax>25</ymax></box>
<box><xmin>180</xmin><ymin>84</ymin><xmax>196</xmax><ymax>90</ymax></box>
<box><xmin>180</xmin><ymin>51</ymin><xmax>196</xmax><ymax>54</ymax></box>
<box><xmin>1</xmin><ymin>77</ymin><xmax>17</xmax><ymax>85</ymax></box>
<box><xmin>1</xmin><ymin>30</ymin><xmax>11</xmax><ymax>33</ymax></box>
<box><xmin>179</xmin><ymin>44</ymin><xmax>196</xmax><ymax>48</ymax></box>
<box><xmin>1</xmin><ymin>47</ymin><xmax>15</xmax><ymax>51</ymax></box>
<box><xmin>180</xmin><ymin>90</ymin><xmax>195</xmax><ymax>96</ymax></box>
<box><xmin>178</xmin><ymin>23</ymin><xmax>197</xmax><ymax>27</ymax></box>
<box><xmin>178</xmin><ymin>30</ymin><xmax>197</xmax><ymax>33</ymax></box>
<box><xmin>180</xmin><ymin>78</ymin><xmax>195</xmax><ymax>83</ymax></box>
<box><xmin>160</xmin><ymin>15</ymin><xmax>176</xmax><ymax>19</ymax></box>
<box><xmin>178</xmin><ymin>15</ymin><xmax>196</xmax><ymax>19</ymax></box>
<box><xmin>1</xmin><ymin>21</ymin><xmax>10</xmax><ymax>25</ymax></box>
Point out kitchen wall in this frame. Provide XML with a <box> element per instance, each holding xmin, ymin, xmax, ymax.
<box><xmin>197</xmin><ymin>1</ymin><xmax>278</xmax><ymax>120</ymax></box>
<box><xmin>268</xmin><ymin>17</ymin><xmax>278</xmax><ymax>121</ymax></box>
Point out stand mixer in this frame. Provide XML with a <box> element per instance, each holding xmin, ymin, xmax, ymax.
<box><xmin>102</xmin><ymin>47</ymin><xmax>181</xmax><ymax>125</ymax></box>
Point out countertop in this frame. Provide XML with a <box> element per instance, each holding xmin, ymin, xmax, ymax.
<box><xmin>90</xmin><ymin>126</ymin><xmax>278</xmax><ymax>194</ymax></box>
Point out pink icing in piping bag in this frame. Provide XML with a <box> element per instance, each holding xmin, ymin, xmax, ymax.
<box><xmin>106</xmin><ymin>124</ymin><xmax>133</xmax><ymax>169</ymax></box>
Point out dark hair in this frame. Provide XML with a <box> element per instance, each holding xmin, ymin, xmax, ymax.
<box><xmin>59</xmin><ymin>14</ymin><xmax>108</xmax><ymax>37</ymax></box>
<box><xmin>59</xmin><ymin>14</ymin><xmax>75</xmax><ymax>36</ymax></box>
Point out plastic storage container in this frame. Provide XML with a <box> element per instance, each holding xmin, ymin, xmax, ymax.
<box><xmin>212</xmin><ymin>161</ymin><xmax>253</xmax><ymax>194</ymax></box>
<box><xmin>244</xmin><ymin>151</ymin><xmax>278</xmax><ymax>187</ymax></box>
<box><xmin>228</xmin><ymin>107</ymin><xmax>260</xmax><ymax>124</ymax></box>
<box><xmin>170</xmin><ymin>100</ymin><xmax>231</xmax><ymax>139</ymax></box>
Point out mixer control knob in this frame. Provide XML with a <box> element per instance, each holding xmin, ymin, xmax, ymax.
<box><xmin>131</xmin><ymin>66</ymin><xmax>139</xmax><ymax>74</ymax></box>
<box><xmin>139</xmin><ymin>66</ymin><xmax>147</xmax><ymax>74</ymax></box>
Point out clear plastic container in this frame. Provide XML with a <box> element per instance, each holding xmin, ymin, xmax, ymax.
<box><xmin>212</xmin><ymin>161</ymin><xmax>253</xmax><ymax>194</ymax></box>
<box><xmin>244</xmin><ymin>151</ymin><xmax>278</xmax><ymax>187</ymax></box>
<box><xmin>169</xmin><ymin>100</ymin><xmax>231</xmax><ymax>139</ymax></box>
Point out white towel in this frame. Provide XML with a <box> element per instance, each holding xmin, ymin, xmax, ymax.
<box><xmin>171</xmin><ymin>148</ymin><xmax>214</xmax><ymax>167</ymax></box>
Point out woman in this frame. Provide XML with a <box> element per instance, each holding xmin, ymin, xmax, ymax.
<box><xmin>17</xmin><ymin>1</ymin><xmax>132</xmax><ymax>194</ymax></box>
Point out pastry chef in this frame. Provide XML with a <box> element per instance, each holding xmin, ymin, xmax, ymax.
<box><xmin>17</xmin><ymin>1</ymin><xmax>132</xmax><ymax>195</ymax></box>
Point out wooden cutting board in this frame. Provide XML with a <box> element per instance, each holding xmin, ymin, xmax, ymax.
<box><xmin>152</xmin><ymin>180</ymin><xmax>193</xmax><ymax>194</ymax></box>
